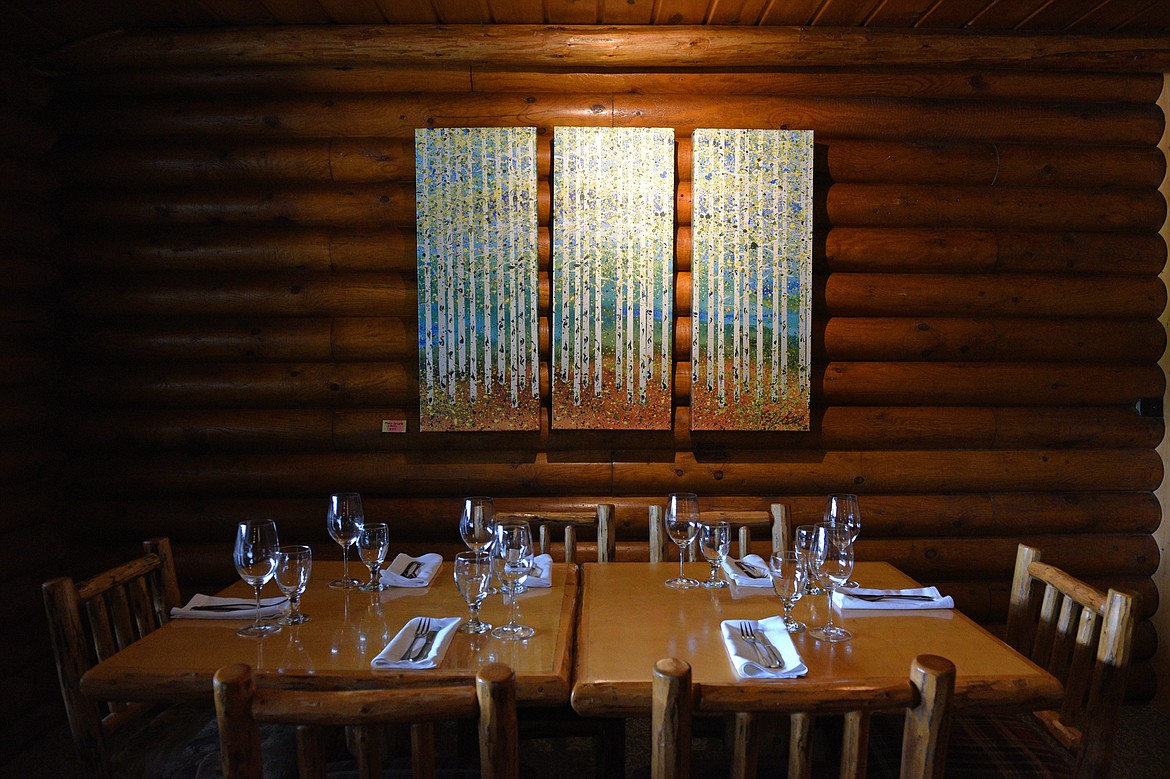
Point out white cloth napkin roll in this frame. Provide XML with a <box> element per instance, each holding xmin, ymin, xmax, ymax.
<box><xmin>720</xmin><ymin>554</ymin><xmax>773</xmax><ymax>588</ymax></box>
<box><xmin>524</xmin><ymin>554</ymin><xmax>554</xmax><ymax>587</ymax></box>
<box><xmin>371</xmin><ymin>616</ymin><xmax>461</xmax><ymax>669</ymax></box>
<box><xmin>721</xmin><ymin>616</ymin><xmax>808</xmax><ymax>679</ymax></box>
<box><xmin>170</xmin><ymin>595</ymin><xmax>286</xmax><ymax>620</ymax></box>
<box><xmin>833</xmin><ymin>586</ymin><xmax>954</xmax><ymax>610</ymax></box>
<box><xmin>379</xmin><ymin>553</ymin><xmax>444</xmax><ymax>588</ymax></box>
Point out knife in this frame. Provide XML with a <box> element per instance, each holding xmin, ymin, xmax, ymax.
<box><xmin>402</xmin><ymin>560</ymin><xmax>422</xmax><ymax>579</ymax></box>
<box><xmin>734</xmin><ymin>561</ymin><xmax>766</xmax><ymax>579</ymax></box>
<box><xmin>410</xmin><ymin>627</ymin><xmax>441</xmax><ymax>662</ymax></box>
<box><xmin>190</xmin><ymin>599</ymin><xmax>286</xmax><ymax>612</ymax></box>
<box><xmin>755</xmin><ymin>631</ymin><xmax>786</xmax><ymax>669</ymax></box>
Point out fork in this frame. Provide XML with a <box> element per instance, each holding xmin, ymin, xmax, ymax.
<box><xmin>739</xmin><ymin>621</ymin><xmax>783</xmax><ymax>669</ymax></box>
<box><xmin>399</xmin><ymin>618</ymin><xmax>430</xmax><ymax>660</ymax></box>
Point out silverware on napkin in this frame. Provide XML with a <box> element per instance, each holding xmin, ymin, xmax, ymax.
<box><xmin>411</xmin><ymin>626</ymin><xmax>441</xmax><ymax>662</ymax></box>
<box><xmin>190</xmin><ymin>599</ymin><xmax>286</xmax><ymax>612</ymax></box>
<box><xmin>850</xmin><ymin>593</ymin><xmax>938</xmax><ymax>602</ymax></box>
<box><xmin>735</xmin><ymin>561</ymin><xmax>766</xmax><ymax>579</ymax></box>
<box><xmin>402</xmin><ymin>560</ymin><xmax>422</xmax><ymax>579</ymax></box>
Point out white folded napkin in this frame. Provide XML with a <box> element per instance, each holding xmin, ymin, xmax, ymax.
<box><xmin>833</xmin><ymin>586</ymin><xmax>954</xmax><ymax>611</ymax></box>
<box><xmin>371</xmin><ymin>616</ymin><xmax>461</xmax><ymax>669</ymax></box>
<box><xmin>720</xmin><ymin>554</ymin><xmax>773</xmax><ymax>588</ymax></box>
<box><xmin>170</xmin><ymin>594</ymin><xmax>287</xmax><ymax>620</ymax></box>
<box><xmin>379</xmin><ymin>553</ymin><xmax>443</xmax><ymax>588</ymax></box>
<box><xmin>524</xmin><ymin>554</ymin><xmax>553</xmax><ymax>587</ymax></box>
<box><xmin>721</xmin><ymin>616</ymin><xmax>808</xmax><ymax>679</ymax></box>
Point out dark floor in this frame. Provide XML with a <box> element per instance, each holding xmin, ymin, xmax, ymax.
<box><xmin>4</xmin><ymin>704</ymin><xmax>1169</xmax><ymax>778</ymax></box>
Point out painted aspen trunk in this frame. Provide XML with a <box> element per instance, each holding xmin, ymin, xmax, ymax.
<box><xmin>551</xmin><ymin>126</ymin><xmax>675</xmax><ymax>429</ymax></box>
<box><xmin>416</xmin><ymin>127</ymin><xmax>540</xmax><ymax>431</ymax></box>
<box><xmin>690</xmin><ymin>129</ymin><xmax>813</xmax><ymax>430</ymax></box>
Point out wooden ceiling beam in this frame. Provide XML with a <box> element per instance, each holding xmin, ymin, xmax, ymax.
<box><xmin>39</xmin><ymin>24</ymin><xmax>1170</xmax><ymax>72</ymax></box>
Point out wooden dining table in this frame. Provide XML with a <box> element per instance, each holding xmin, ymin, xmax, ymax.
<box><xmin>80</xmin><ymin>560</ymin><xmax>578</xmax><ymax>704</ymax></box>
<box><xmin>571</xmin><ymin>561</ymin><xmax>1065</xmax><ymax>717</ymax></box>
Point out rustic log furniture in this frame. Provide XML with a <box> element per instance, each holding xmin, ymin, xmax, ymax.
<box><xmin>41</xmin><ymin>537</ymin><xmax>212</xmax><ymax>778</ymax></box>
<box><xmin>649</xmin><ymin>504</ymin><xmax>791</xmax><ymax>563</ymax></box>
<box><xmin>79</xmin><ymin>560</ymin><xmax>577</xmax><ymax>704</ymax></box>
<box><xmin>926</xmin><ymin>544</ymin><xmax>1137</xmax><ymax>779</ymax></box>
<box><xmin>495</xmin><ymin>503</ymin><xmax>616</xmax><ymax>563</ymax></box>
<box><xmin>214</xmin><ymin>661</ymin><xmax>519</xmax><ymax>779</ymax></box>
<box><xmin>651</xmin><ymin>653</ymin><xmax>956</xmax><ymax>779</ymax></box>
<box><xmin>571</xmin><ymin>561</ymin><xmax>1064</xmax><ymax>779</ymax></box>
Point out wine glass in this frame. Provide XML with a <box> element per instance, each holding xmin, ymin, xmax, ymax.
<box><xmin>454</xmin><ymin>551</ymin><xmax>493</xmax><ymax>634</ymax></box>
<box><xmin>768</xmin><ymin>550</ymin><xmax>807</xmax><ymax>633</ymax></box>
<box><xmin>460</xmin><ymin>497</ymin><xmax>498</xmax><ymax>594</ymax></box>
<box><xmin>490</xmin><ymin>519</ymin><xmax>535</xmax><ymax>640</ymax></box>
<box><xmin>664</xmin><ymin>493</ymin><xmax>701</xmax><ymax>589</ymax></box>
<box><xmin>357</xmin><ymin>522</ymin><xmax>390</xmax><ymax>592</ymax></box>
<box><xmin>824</xmin><ymin>493</ymin><xmax>861</xmax><ymax>587</ymax></box>
<box><xmin>808</xmin><ymin>522</ymin><xmax>854</xmax><ymax>643</ymax></box>
<box><xmin>233</xmin><ymin>519</ymin><xmax>281</xmax><ymax>638</ymax></box>
<box><xmin>793</xmin><ymin>524</ymin><xmax>825</xmax><ymax>595</ymax></box>
<box><xmin>698</xmin><ymin>520</ymin><xmax>730</xmax><ymax>589</ymax></box>
<box><xmin>327</xmin><ymin>492</ymin><xmax>364</xmax><ymax>589</ymax></box>
<box><xmin>274</xmin><ymin>545</ymin><xmax>312</xmax><ymax>625</ymax></box>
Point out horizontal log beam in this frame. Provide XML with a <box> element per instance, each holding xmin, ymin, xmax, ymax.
<box><xmin>64</xmin><ymin>449</ymin><xmax>1162</xmax><ymax>497</ymax></box>
<box><xmin>40</xmin><ymin>26</ymin><xmax>1170</xmax><ymax>73</ymax></box>
<box><xmin>70</xmin><ymin>404</ymin><xmax>1160</xmax><ymax>453</ymax></box>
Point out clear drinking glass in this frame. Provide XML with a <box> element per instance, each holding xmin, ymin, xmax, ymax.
<box><xmin>824</xmin><ymin>493</ymin><xmax>861</xmax><ymax>587</ymax></box>
<box><xmin>327</xmin><ymin>492</ymin><xmax>364</xmax><ymax>589</ymax></box>
<box><xmin>490</xmin><ymin>519</ymin><xmax>535</xmax><ymax>640</ymax></box>
<box><xmin>275</xmin><ymin>544</ymin><xmax>312</xmax><ymax>625</ymax></box>
<box><xmin>357</xmin><ymin>522</ymin><xmax>390</xmax><ymax>592</ymax></box>
<box><xmin>793</xmin><ymin>524</ymin><xmax>825</xmax><ymax>595</ymax></box>
<box><xmin>769</xmin><ymin>550</ymin><xmax>807</xmax><ymax>633</ymax></box>
<box><xmin>808</xmin><ymin>522</ymin><xmax>854</xmax><ymax>643</ymax></box>
<box><xmin>698</xmin><ymin>520</ymin><xmax>730</xmax><ymax>589</ymax></box>
<box><xmin>233</xmin><ymin>519</ymin><xmax>281</xmax><ymax>638</ymax></box>
<box><xmin>664</xmin><ymin>493</ymin><xmax>701</xmax><ymax>589</ymax></box>
<box><xmin>454</xmin><ymin>551</ymin><xmax>492</xmax><ymax>634</ymax></box>
<box><xmin>460</xmin><ymin>497</ymin><xmax>497</xmax><ymax>594</ymax></box>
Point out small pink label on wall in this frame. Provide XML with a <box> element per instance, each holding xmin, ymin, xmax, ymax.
<box><xmin>381</xmin><ymin>420</ymin><xmax>406</xmax><ymax>433</ymax></box>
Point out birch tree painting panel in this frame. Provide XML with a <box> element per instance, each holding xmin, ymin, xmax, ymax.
<box><xmin>551</xmin><ymin>126</ymin><xmax>675</xmax><ymax>430</ymax></box>
<box><xmin>416</xmin><ymin>127</ymin><xmax>540</xmax><ymax>432</ymax></box>
<box><xmin>690</xmin><ymin>128</ymin><xmax>813</xmax><ymax>431</ymax></box>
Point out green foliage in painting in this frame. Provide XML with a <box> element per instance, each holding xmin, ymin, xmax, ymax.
<box><xmin>690</xmin><ymin>129</ymin><xmax>813</xmax><ymax>431</ymax></box>
<box><xmin>416</xmin><ymin>127</ymin><xmax>541</xmax><ymax>431</ymax></box>
<box><xmin>551</xmin><ymin>127</ymin><xmax>676</xmax><ymax>430</ymax></box>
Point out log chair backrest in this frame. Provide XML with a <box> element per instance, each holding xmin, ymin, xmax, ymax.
<box><xmin>648</xmin><ymin>504</ymin><xmax>790</xmax><ymax>562</ymax></box>
<box><xmin>495</xmin><ymin>504</ymin><xmax>616</xmax><ymax>563</ymax></box>
<box><xmin>41</xmin><ymin>537</ymin><xmax>182</xmax><ymax>779</ymax></box>
<box><xmin>650</xmin><ymin>654</ymin><xmax>956</xmax><ymax>779</ymax></box>
<box><xmin>1003</xmin><ymin>544</ymin><xmax>1137</xmax><ymax>778</ymax></box>
<box><xmin>213</xmin><ymin>662</ymin><xmax>520</xmax><ymax>779</ymax></box>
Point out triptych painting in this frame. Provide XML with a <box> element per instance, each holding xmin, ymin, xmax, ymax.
<box><xmin>416</xmin><ymin>126</ymin><xmax>813</xmax><ymax>433</ymax></box>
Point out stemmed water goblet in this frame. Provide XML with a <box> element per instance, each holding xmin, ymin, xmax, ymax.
<box><xmin>698</xmin><ymin>520</ymin><xmax>730</xmax><ymax>589</ymax></box>
<box><xmin>490</xmin><ymin>519</ymin><xmax>535</xmax><ymax>640</ymax></box>
<box><xmin>327</xmin><ymin>492</ymin><xmax>364</xmax><ymax>589</ymax></box>
<box><xmin>664</xmin><ymin>493</ymin><xmax>700</xmax><ymax>589</ymax></box>
<box><xmin>233</xmin><ymin>519</ymin><xmax>281</xmax><ymax>638</ymax></box>
<box><xmin>824</xmin><ymin>493</ymin><xmax>861</xmax><ymax>587</ymax></box>
<box><xmin>793</xmin><ymin>524</ymin><xmax>825</xmax><ymax>595</ymax></box>
<box><xmin>275</xmin><ymin>544</ymin><xmax>312</xmax><ymax>625</ymax></box>
<box><xmin>808</xmin><ymin>522</ymin><xmax>854</xmax><ymax>643</ymax></box>
<box><xmin>768</xmin><ymin>550</ymin><xmax>807</xmax><ymax>633</ymax></box>
<box><xmin>357</xmin><ymin>522</ymin><xmax>390</xmax><ymax>592</ymax></box>
<box><xmin>454</xmin><ymin>551</ymin><xmax>492</xmax><ymax>634</ymax></box>
<box><xmin>460</xmin><ymin>496</ymin><xmax>497</xmax><ymax>593</ymax></box>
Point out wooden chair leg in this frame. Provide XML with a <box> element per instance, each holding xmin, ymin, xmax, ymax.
<box><xmin>410</xmin><ymin>722</ymin><xmax>435</xmax><ymax>779</ymax></box>
<box><xmin>652</xmin><ymin>658</ymin><xmax>692</xmax><ymax>779</ymax></box>
<box><xmin>839</xmin><ymin>711</ymin><xmax>870</xmax><ymax>779</ymax></box>
<box><xmin>596</xmin><ymin>718</ymin><xmax>626</xmax><ymax>779</ymax></box>
<box><xmin>789</xmin><ymin>712</ymin><xmax>813</xmax><ymax>779</ymax></box>
<box><xmin>731</xmin><ymin>711</ymin><xmax>758</xmax><ymax>779</ymax></box>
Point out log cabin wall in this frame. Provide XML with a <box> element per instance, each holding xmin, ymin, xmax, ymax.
<box><xmin>42</xmin><ymin>27</ymin><xmax>1165</xmax><ymax>697</ymax></box>
<box><xmin>0</xmin><ymin>53</ymin><xmax>63</xmax><ymax>758</ymax></box>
